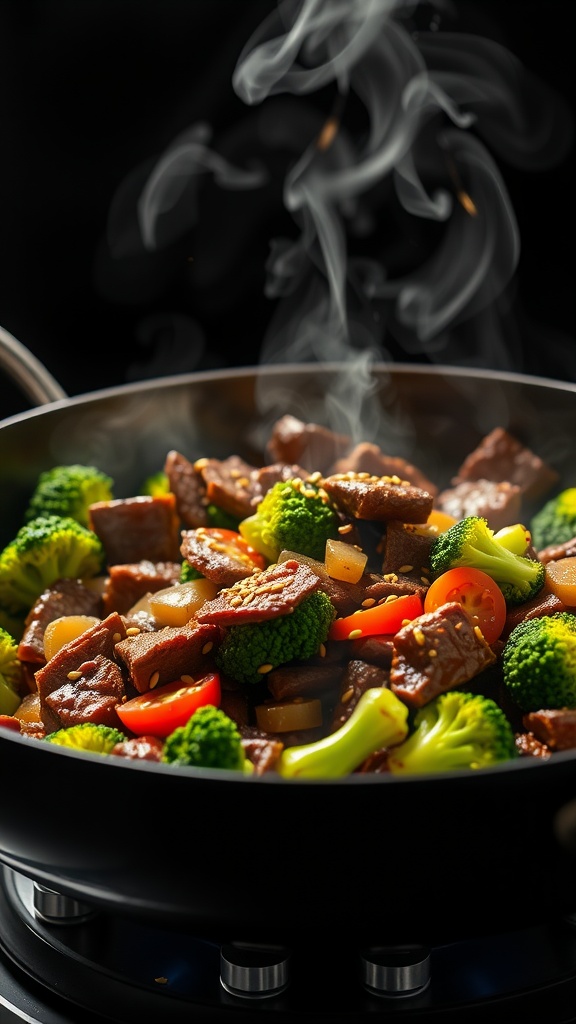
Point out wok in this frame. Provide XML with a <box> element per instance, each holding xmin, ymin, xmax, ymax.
<box><xmin>1</xmin><ymin>328</ymin><xmax>576</xmax><ymax>948</ymax></box>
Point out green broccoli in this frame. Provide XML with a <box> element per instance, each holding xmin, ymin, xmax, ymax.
<box><xmin>277</xmin><ymin>687</ymin><xmax>409</xmax><ymax>778</ymax></box>
<box><xmin>141</xmin><ymin>470</ymin><xmax>170</xmax><ymax>497</ymax></box>
<box><xmin>429</xmin><ymin>515</ymin><xmax>545</xmax><ymax>605</ymax></box>
<box><xmin>215</xmin><ymin>589</ymin><xmax>335</xmax><ymax>685</ymax></box>
<box><xmin>162</xmin><ymin>705</ymin><xmax>249</xmax><ymax>770</ymax></box>
<box><xmin>239</xmin><ymin>477</ymin><xmax>340</xmax><ymax>562</ymax></box>
<box><xmin>502</xmin><ymin>611</ymin><xmax>576</xmax><ymax>712</ymax></box>
<box><xmin>386</xmin><ymin>690</ymin><xmax>518</xmax><ymax>774</ymax></box>
<box><xmin>0</xmin><ymin>515</ymin><xmax>105</xmax><ymax>617</ymax></box>
<box><xmin>206</xmin><ymin>503</ymin><xmax>242</xmax><ymax>531</ymax></box>
<box><xmin>530</xmin><ymin>488</ymin><xmax>576</xmax><ymax>550</ymax></box>
<box><xmin>44</xmin><ymin>723</ymin><xmax>127</xmax><ymax>754</ymax></box>
<box><xmin>25</xmin><ymin>464</ymin><xmax>114</xmax><ymax>527</ymax></box>
<box><xmin>0</xmin><ymin>626</ymin><xmax>21</xmax><ymax>716</ymax></box>
<box><xmin>179</xmin><ymin>560</ymin><xmax>204</xmax><ymax>583</ymax></box>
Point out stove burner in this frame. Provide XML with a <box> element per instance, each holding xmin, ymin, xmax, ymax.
<box><xmin>1</xmin><ymin>866</ymin><xmax>575</xmax><ymax>1023</ymax></box>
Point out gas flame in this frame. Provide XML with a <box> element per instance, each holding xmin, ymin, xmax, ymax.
<box><xmin>105</xmin><ymin>0</ymin><xmax>573</xmax><ymax>434</ymax></box>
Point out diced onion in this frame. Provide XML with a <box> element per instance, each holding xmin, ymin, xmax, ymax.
<box><xmin>545</xmin><ymin>557</ymin><xmax>576</xmax><ymax>606</ymax></box>
<box><xmin>148</xmin><ymin>579</ymin><xmax>218</xmax><ymax>626</ymax></box>
<box><xmin>255</xmin><ymin>698</ymin><xmax>323</xmax><ymax>733</ymax></box>
<box><xmin>325</xmin><ymin>539</ymin><xmax>367</xmax><ymax>583</ymax></box>
<box><xmin>44</xmin><ymin>615</ymin><xmax>101</xmax><ymax>661</ymax></box>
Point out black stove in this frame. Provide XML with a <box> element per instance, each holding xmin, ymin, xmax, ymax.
<box><xmin>1</xmin><ymin>865</ymin><xmax>575</xmax><ymax>1024</ymax></box>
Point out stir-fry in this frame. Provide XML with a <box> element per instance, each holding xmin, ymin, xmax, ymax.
<box><xmin>0</xmin><ymin>416</ymin><xmax>575</xmax><ymax>777</ymax></box>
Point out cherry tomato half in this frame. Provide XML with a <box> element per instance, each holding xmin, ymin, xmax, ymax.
<box><xmin>424</xmin><ymin>567</ymin><xmax>506</xmax><ymax>644</ymax></box>
<box><xmin>116</xmin><ymin>672</ymin><xmax>221</xmax><ymax>738</ymax></box>
<box><xmin>329</xmin><ymin>592</ymin><xmax>424</xmax><ymax>641</ymax></box>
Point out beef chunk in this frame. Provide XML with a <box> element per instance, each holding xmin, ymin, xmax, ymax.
<box><xmin>502</xmin><ymin>590</ymin><xmax>568</xmax><ymax>640</ymax></box>
<box><xmin>164</xmin><ymin>449</ymin><xmax>209</xmax><ymax>529</ymax></box>
<box><xmin>451</xmin><ymin>427</ymin><xmax>559</xmax><ymax>502</ymax></box>
<box><xmin>538</xmin><ymin>536</ymin><xmax>576</xmax><ymax>563</ymax></box>
<box><xmin>266</xmin><ymin>415</ymin><xmax>351</xmax><ymax>473</ymax></box>
<box><xmin>195</xmin><ymin>455</ymin><xmax>261</xmax><ymax>521</ymax></box>
<box><xmin>331</xmin><ymin>441</ymin><xmax>438</xmax><ymax>498</ymax></box>
<box><xmin>380</xmin><ymin>521</ymin><xmax>434</xmax><ymax>585</ymax></box>
<box><xmin>330</xmin><ymin>659</ymin><xmax>390</xmax><ymax>732</ymax></box>
<box><xmin>522</xmin><ymin>709</ymin><xmax>576</xmax><ymax>751</ymax></box>
<box><xmin>102</xmin><ymin>561</ymin><xmax>182</xmax><ymax>616</ymax></box>
<box><xmin>436</xmin><ymin>479</ymin><xmax>522</xmax><ymax>532</ymax></box>
<box><xmin>390</xmin><ymin>601</ymin><xmax>496</xmax><ymax>708</ymax></box>
<box><xmin>197</xmin><ymin>560</ymin><xmax>320</xmax><ymax>625</ymax></box>
<box><xmin>111</xmin><ymin>735</ymin><xmax>165</xmax><ymax>760</ymax></box>
<box><xmin>348</xmin><ymin>636</ymin><xmax>395</xmax><ymax>668</ymax></box>
<box><xmin>322</xmin><ymin>472</ymin><xmax>433</xmax><ymax>523</ymax></box>
<box><xmin>35</xmin><ymin>611</ymin><xmax>128</xmax><ymax>733</ymax></box>
<box><xmin>239</xmin><ymin>725</ymin><xmax>284</xmax><ymax>774</ymax></box>
<box><xmin>267</xmin><ymin>662</ymin><xmax>344</xmax><ymax>701</ymax></box>
<box><xmin>114</xmin><ymin>619</ymin><xmax>219</xmax><ymax>693</ymax></box>
<box><xmin>18</xmin><ymin>578</ymin><xmax>103</xmax><ymax>666</ymax></box>
<box><xmin>180</xmin><ymin>526</ymin><xmax>261</xmax><ymax>586</ymax></box>
<box><xmin>89</xmin><ymin>494</ymin><xmax>181</xmax><ymax>564</ymax></box>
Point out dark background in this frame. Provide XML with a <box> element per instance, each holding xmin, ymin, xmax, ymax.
<box><xmin>0</xmin><ymin>0</ymin><xmax>574</xmax><ymax>418</ymax></box>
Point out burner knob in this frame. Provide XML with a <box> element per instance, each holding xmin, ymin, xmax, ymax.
<box><xmin>33</xmin><ymin>882</ymin><xmax>95</xmax><ymax>924</ymax></box>
<box><xmin>360</xmin><ymin>944</ymin><xmax>431</xmax><ymax>995</ymax></box>
<box><xmin>220</xmin><ymin>942</ymin><xmax>290</xmax><ymax>997</ymax></box>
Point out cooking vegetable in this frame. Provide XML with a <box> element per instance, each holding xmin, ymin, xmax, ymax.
<box><xmin>502</xmin><ymin>611</ymin><xmax>576</xmax><ymax>712</ymax></box>
<box><xmin>162</xmin><ymin>704</ymin><xmax>248</xmax><ymax>770</ymax></box>
<box><xmin>387</xmin><ymin>690</ymin><xmax>518</xmax><ymax>774</ymax></box>
<box><xmin>141</xmin><ymin>471</ymin><xmax>170</xmax><ymax>497</ymax></box>
<box><xmin>0</xmin><ymin>515</ymin><xmax>105</xmax><ymax>625</ymax></box>
<box><xmin>324</xmin><ymin>538</ymin><xmax>367</xmax><ymax>583</ymax></box>
<box><xmin>530</xmin><ymin>487</ymin><xmax>576</xmax><ymax>549</ymax></box>
<box><xmin>0</xmin><ymin>625</ymin><xmax>21</xmax><ymax>716</ymax></box>
<box><xmin>277</xmin><ymin>687</ymin><xmax>409</xmax><ymax>778</ymax></box>
<box><xmin>116</xmin><ymin>672</ymin><xmax>222</xmax><ymax>738</ymax></box>
<box><xmin>545</xmin><ymin>557</ymin><xmax>576</xmax><ymax>606</ymax></box>
<box><xmin>429</xmin><ymin>515</ymin><xmax>546</xmax><ymax>606</ymax></box>
<box><xmin>179</xmin><ymin>560</ymin><xmax>204</xmax><ymax>582</ymax></box>
<box><xmin>215</xmin><ymin>589</ymin><xmax>335</xmax><ymax>685</ymax></box>
<box><xmin>239</xmin><ymin>477</ymin><xmax>340</xmax><ymax>562</ymax></box>
<box><xmin>43</xmin><ymin>614</ymin><xmax>101</xmax><ymax>660</ymax></box>
<box><xmin>24</xmin><ymin>464</ymin><xmax>114</xmax><ymax>527</ymax></box>
<box><xmin>329</xmin><ymin>592</ymin><xmax>424</xmax><ymax>641</ymax></box>
<box><xmin>255</xmin><ymin>698</ymin><xmax>323</xmax><ymax>733</ymax></box>
<box><xmin>205</xmin><ymin>504</ymin><xmax>242</xmax><ymax>531</ymax></box>
<box><xmin>148</xmin><ymin>579</ymin><xmax>218</xmax><ymax>627</ymax></box>
<box><xmin>44</xmin><ymin>723</ymin><xmax>127</xmax><ymax>754</ymax></box>
<box><xmin>423</xmin><ymin>567</ymin><xmax>507</xmax><ymax>644</ymax></box>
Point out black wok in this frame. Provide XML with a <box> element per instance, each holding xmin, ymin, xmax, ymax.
<box><xmin>1</xmin><ymin>347</ymin><xmax>575</xmax><ymax>948</ymax></box>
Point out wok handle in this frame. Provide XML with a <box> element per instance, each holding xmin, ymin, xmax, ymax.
<box><xmin>0</xmin><ymin>324</ymin><xmax>68</xmax><ymax>406</ymax></box>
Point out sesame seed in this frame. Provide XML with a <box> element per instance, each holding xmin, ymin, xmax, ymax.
<box><xmin>202</xmin><ymin>642</ymin><xmax>213</xmax><ymax>654</ymax></box>
<box><xmin>318</xmin><ymin>643</ymin><xmax>326</xmax><ymax>657</ymax></box>
<box><xmin>149</xmin><ymin>671</ymin><xmax>160</xmax><ymax>689</ymax></box>
<box><xmin>361</xmin><ymin>598</ymin><xmax>376</xmax><ymax>608</ymax></box>
<box><xmin>348</xmin><ymin>628</ymin><xmax>363</xmax><ymax>639</ymax></box>
<box><xmin>67</xmin><ymin>670</ymin><xmax>82</xmax><ymax>681</ymax></box>
<box><xmin>338</xmin><ymin>523</ymin><xmax>353</xmax><ymax>534</ymax></box>
<box><xmin>257</xmin><ymin>663</ymin><xmax>274</xmax><ymax>674</ymax></box>
<box><xmin>420</xmin><ymin>577</ymin><xmax>430</xmax><ymax>586</ymax></box>
<box><xmin>180</xmin><ymin>674</ymin><xmax>194</xmax><ymax>684</ymax></box>
<box><xmin>125</xmin><ymin>627</ymin><xmax>141</xmax><ymax>636</ymax></box>
<box><xmin>414</xmin><ymin>628</ymin><xmax>426</xmax><ymax>645</ymax></box>
<box><xmin>112</xmin><ymin>632</ymin><xmax>122</xmax><ymax>643</ymax></box>
<box><xmin>428</xmin><ymin>649</ymin><xmax>437</xmax><ymax>657</ymax></box>
<box><xmin>341</xmin><ymin>687</ymin><xmax>355</xmax><ymax>704</ymax></box>
<box><xmin>399</xmin><ymin>565</ymin><xmax>413</xmax><ymax>573</ymax></box>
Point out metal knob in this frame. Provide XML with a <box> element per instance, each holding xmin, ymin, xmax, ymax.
<box><xmin>33</xmin><ymin>882</ymin><xmax>95</xmax><ymax>925</ymax></box>
<box><xmin>360</xmin><ymin>944</ymin><xmax>431</xmax><ymax>995</ymax></box>
<box><xmin>220</xmin><ymin>942</ymin><xmax>290</xmax><ymax>998</ymax></box>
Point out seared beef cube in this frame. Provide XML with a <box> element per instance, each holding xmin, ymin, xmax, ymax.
<box><xmin>266</xmin><ymin>415</ymin><xmax>351</xmax><ymax>473</ymax></box>
<box><xmin>436</xmin><ymin>479</ymin><xmax>522</xmax><ymax>532</ymax></box>
<box><xmin>522</xmin><ymin>709</ymin><xmax>576</xmax><ymax>751</ymax></box>
<box><xmin>220</xmin><ymin>687</ymin><xmax>251</xmax><ymax>728</ymax></box>
<box><xmin>538</xmin><ymin>536</ymin><xmax>576</xmax><ymax>563</ymax></box>
<box><xmin>18</xmin><ymin>578</ymin><xmax>103</xmax><ymax>666</ymax></box>
<box><xmin>240</xmin><ymin>725</ymin><xmax>284</xmax><ymax>774</ymax></box>
<box><xmin>330</xmin><ymin>659</ymin><xmax>390</xmax><ymax>732</ymax></box>
<box><xmin>111</xmin><ymin>735</ymin><xmax>165</xmax><ymax>760</ymax></box>
<box><xmin>180</xmin><ymin>526</ymin><xmax>260</xmax><ymax>586</ymax></box>
<box><xmin>322</xmin><ymin>472</ymin><xmax>433</xmax><ymax>523</ymax></box>
<box><xmin>102</xmin><ymin>560</ymin><xmax>182</xmax><ymax>616</ymax></box>
<box><xmin>390</xmin><ymin>601</ymin><xmax>496</xmax><ymax>708</ymax></box>
<box><xmin>164</xmin><ymin>449</ymin><xmax>209</xmax><ymax>529</ymax></box>
<box><xmin>198</xmin><ymin>560</ymin><xmax>320</xmax><ymax>625</ymax></box>
<box><xmin>348</xmin><ymin>636</ymin><xmax>394</xmax><ymax>668</ymax></box>
<box><xmin>114</xmin><ymin>619</ymin><xmax>219</xmax><ymax>693</ymax></box>
<box><xmin>35</xmin><ymin>611</ymin><xmax>129</xmax><ymax>733</ymax></box>
<box><xmin>502</xmin><ymin>590</ymin><xmax>568</xmax><ymax>641</ymax></box>
<box><xmin>331</xmin><ymin>442</ymin><xmax>438</xmax><ymax>498</ymax></box>
<box><xmin>267</xmin><ymin>662</ymin><xmax>344</xmax><ymax>701</ymax></box>
<box><xmin>380</xmin><ymin>521</ymin><xmax>434</xmax><ymax>585</ymax></box>
<box><xmin>195</xmin><ymin>455</ymin><xmax>260</xmax><ymax>521</ymax></box>
<box><xmin>451</xmin><ymin>427</ymin><xmax>559</xmax><ymax>502</ymax></box>
<box><xmin>89</xmin><ymin>494</ymin><xmax>181</xmax><ymax>564</ymax></box>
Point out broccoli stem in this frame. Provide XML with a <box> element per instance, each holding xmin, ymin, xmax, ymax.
<box><xmin>277</xmin><ymin>687</ymin><xmax>409</xmax><ymax>779</ymax></box>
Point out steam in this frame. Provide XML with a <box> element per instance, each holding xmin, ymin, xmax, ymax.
<box><xmin>117</xmin><ymin>0</ymin><xmax>572</xmax><ymax>436</ymax></box>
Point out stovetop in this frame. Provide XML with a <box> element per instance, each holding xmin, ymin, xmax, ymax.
<box><xmin>1</xmin><ymin>866</ymin><xmax>575</xmax><ymax>1024</ymax></box>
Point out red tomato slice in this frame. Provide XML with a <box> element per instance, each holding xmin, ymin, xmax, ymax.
<box><xmin>329</xmin><ymin>592</ymin><xmax>424</xmax><ymax>641</ymax></box>
<box><xmin>424</xmin><ymin>567</ymin><xmax>506</xmax><ymax>644</ymax></box>
<box><xmin>116</xmin><ymin>672</ymin><xmax>221</xmax><ymax>738</ymax></box>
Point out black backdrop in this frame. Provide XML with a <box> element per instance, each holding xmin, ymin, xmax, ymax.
<box><xmin>0</xmin><ymin>0</ymin><xmax>574</xmax><ymax>418</ymax></box>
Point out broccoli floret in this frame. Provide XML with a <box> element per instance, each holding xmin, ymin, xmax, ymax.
<box><xmin>25</xmin><ymin>464</ymin><xmax>114</xmax><ymax>527</ymax></box>
<box><xmin>386</xmin><ymin>691</ymin><xmax>518</xmax><ymax>774</ymax></box>
<box><xmin>179</xmin><ymin>560</ymin><xmax>204</xmax><ymax>583</ymax></box>
<box><xmin>502</xmin><ymin>611</ymin><xmax>576</xmax><ymax>712</ymax></box>
<box><xmin>141</xmin><ymin>471</ymin><xmax>170</xmax><ymax>497</ymax></box>
<box><xmin>162</xmin><ymin>705</ymin><xmax>248</xmax><ymax>770</ymax></box>
<box><xmin>277</xmin><ymin>687</ymin><xmax>409</xmax><ymax>778</ymax></box>
<box><xmin>215</xmin><ymin>589</ymin><xmax>335</xmax><ymax>685</ymax></box>
<box><xmin>0</xmin><ymin>515</ymin><xmax>105</xmax><ymax>617</ymax></box>
<box><xmin>429</xmin><ymin>515</ymin><xmax>545</xmax><ymax>605</ymax></box>
<box><xmin>206</xmin><ymin>504</ymin><xmax>242</xmax><ymax>531</ymax></box>
<box><xmin>45</xmin><ymin>723</ymin><xmax>127</xmax><ymax>754</ymax></box>
<box><xmin>530</xmin><ymin>488</ymin><xmax>576</xmax><ymax>549</ymax></box>
<box><xmin>0</xmin><ymin>625</ymin><xmax>21</xmax><ymax>716</ymax></box>
<box><xmin>239</xmin><ymin>477</ymin><xmax>340</xmax><ymax>562</ymax></box>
